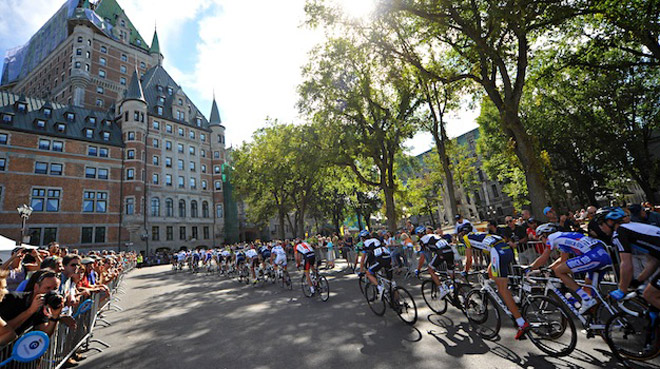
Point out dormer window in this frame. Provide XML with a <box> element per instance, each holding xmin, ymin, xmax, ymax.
<box><xmin>2</xmin><ymin>113</ymin><xmax>14</xmax><ymax>123</ymax></box>
<box><xmin>16</xmin><ymin>102</ymin><xmax>27</xmax><ymax>113</ymax></box>
<box><xmin>157</xmin><ymin>96</ymin><xmax>165</xmax><ymax>105</ymax></box>
<box><xmin>55</xmin><ymin>123</ymin><xmax>66</xmax><ymax>133</ymax></box>
<box><xmin>156</xmin><ymin>106</ymin><xmax>163</xmax><ymax>115</ymax></box>
<box><xmin>35</xmin><ymin>119</ymin><xmax>46</xmax><ymax>129</ymax></box>
<box><xmin>87</xmin><ymin>116</ymin><xmax>97</xmax><ymax>124</ymax></box>
<box><xmin>136</xmin><ymin>39</ymin><xmax>142</xmax><ymax>46</ymax></box>
<box><xmin>84</xmin><ymin>128</ymin><xmax>94</xmax><ymax>138</ymax></box>
<box><xmin>140</xmin><ymin>61</ymin><xmax>146</xmax><ymax>69</ymax></box>
<box><xmin>103</xmin><ymin>119</ymin><xmax>111</xmax><ymax>127</ymax></box>
<box><xmin>43</xmin><ymin>108</ymin><xmax>52</xmax><ymax>118</ymax></box>
<box><xmin>157</xmin><ymin>85</ymin><xmax>163</xmax><ymax>93</ymax></box>
<box><xmin>120</xmin><ymin>19</ymin><xmax>126</xmax><ymax>27</ymax></box>
<box><xmin>167</xmin><ymin>87</ymin><xmax>173</xmax><ymax>95</ymax></box>
<box><xmin>102</xmin><ymin>132</ymin><xmax>111</xmax><ymax>141</ymax></box>
<box><xmin>65</xmin><ymin>112</ymin><xmax>75</xmax><ymax>122</ymax></box>
<box><xmin>178</xmin><ymin>98</ymin><xmax>183</xmax><ymax>106</ymax></box>
<box><xmin>196</xmin><ymin>117</ymin><xmax>202</xmax><ymax>127</ymax></box>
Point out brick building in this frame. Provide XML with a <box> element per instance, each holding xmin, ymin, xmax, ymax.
<box><xmin>0</xmin><ymin>0</ymin><xmax>228</xmax><ymax>253</ymax></box>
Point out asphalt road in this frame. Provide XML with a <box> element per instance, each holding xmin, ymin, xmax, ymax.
<box><xmin>81</xmin><ymin>263</ymin><xmax>660</xmax><ymax>369</ymax></box>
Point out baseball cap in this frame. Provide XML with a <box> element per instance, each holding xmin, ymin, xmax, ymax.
<box><xmin>81</xmin><ymin>258</ymin><xmax>95</xmax><ymax>265</ymax></box>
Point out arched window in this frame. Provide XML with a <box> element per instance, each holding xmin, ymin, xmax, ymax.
<box><xmin>191</xmin><ymin>200</ymin><xmax>198</xmax><ymax>218</ymax></box>
<box><xmin>202</xmin><ymin>201</ymin><xmax>209</xmax><ymax>218</ymax></box>
<box><xmin>151</xmin><ymin>197</ymin><xmax>160</xmax><ymax>217</ymax></box>
<box><xmin>165</xmin><ymin>198</ymin><xmax>174</xmax><ymax>217</ymax></box>
<box><xmin>178</xmin><ymin>199</ymin><xmax>186</xmax><ymax>217</ymax></box>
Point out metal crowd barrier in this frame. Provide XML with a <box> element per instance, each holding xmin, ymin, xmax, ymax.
<box><xmin>0</xmin><ymin>260</ymin><xmax>134</xmax><ymax>369</ymax></box>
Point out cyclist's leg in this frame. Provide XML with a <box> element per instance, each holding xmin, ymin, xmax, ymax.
<box><xmin>428</xmin><ymin>253</ymin><xmax>442</xmax><ymax>286</ymax></box>
<box><xmin>643</xmin><ymin>270</ymin><xmax>660</xmax><ymax>310</ymax></box>
<box><xmin>491</xmin><ymin>249</ymin><xmax>524</xmax><ymax>323</ymax></box>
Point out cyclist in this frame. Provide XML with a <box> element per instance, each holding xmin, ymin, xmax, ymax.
<box><xmin>258</xmin><ymin>244</ymin><xmax>272</xmax><ymax>270</ymax></box>
<box><xmin>460</xmin><ymin>223</ymin><xmax>529</xmax><ymax>340</ymax></box>
<box><xmin>599</xmin><ymin>207</ymin><xmax>660</xmax><ymax>310</ymax></box>
<box><xmin>295</xmin><ymin>238</ymin><xmax>317</xmax><ymax>294</ymax></box>
<box><xmin>220</xmin><ymin>248</ymin><xmax>231</xmax><ymax>274</ymax></box>
<box><xmin>360</xmin><ymin>230</ymin><xmax>393</xmax><ymax>300</ymax></box>
<box><xmin>234</xmin><ymin>248</ymin><xmax>246</xmax><ymax>273</ymax></box>
<box><xmin>245</xmin><ymin>246</ymin><xmax>260</xmax><ymax>284</ymax></box>
<box><xmin>527</xmin><ymin>223</ymin><xmax>613</xmax><ymax>314</ymax></box>
<box><xmin>271</xmin><ymin>242</ymin><xmax>288</xmax><ymax>275</ymax></box>
<box><xmin>191</xmin><ymin>250</ymin><xmax>201</xmax><ymax>273</ymax></box>
<box><xmin>415</xmin><ymin>226</ymin><xmax>456</xmax><ymax>299</ymax></box>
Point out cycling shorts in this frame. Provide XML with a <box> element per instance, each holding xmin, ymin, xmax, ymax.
<box><xmin>565</xmin><ymin>246</ymin><xmax>612</xmax><ymax>279</ymax></box>
<box><xmin>368</xmin><ymin>256</ymin><xmax>393</xmax><ymax>280</ymax></box>
<box><xmin>236</xmin><ymin>256</ymin><xmax>245</xmax><ymax>265</ymax></box>
<box><xmin>274</xmin><ymin>254</ymin><xmax>287</xmax><ymax>266</ymax></box>
<box><xmin>303</xmin><ymin>254</ymin><xmax>316</xmax><ymax>271</ymax></box>
<box><xmin>429</xmin><ymin>251</ymin><xmax>454</xmax><ymax>272</ymax></box>
<box><xmin>261</xmin><ymin>251</ymin><xmax>271</xmax><ymax>259</ymax></box>
<box><xmin>490</xmin><ymin>246</ymin><xmax>514</xmax><ymax>278</ymax></box>
<box><xmin>651</xmin><ymin>272</ymin><xmax>660</xmax><ymax>290</ymax></box>
<box><xmin>250</xmin><ymin>257</ymin><xmax>259</xmax><ymax>267</ymax></box>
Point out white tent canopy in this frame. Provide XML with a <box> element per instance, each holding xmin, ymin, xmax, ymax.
<box><xmin>0</xmin><ymin>234</ymin><xmax>36</xmax><ymax>263</ymax></box>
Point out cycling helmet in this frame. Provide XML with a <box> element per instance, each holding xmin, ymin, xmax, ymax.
<box><xmin>358</xmin><ymin>229</ymin><xmax>370</xmax><ymax>238</ymax></box>
<box><xmin>535</xmin><ymin>223</ymin><xmax>558</xmax><ymax>236</ymax></box>
<box><xmin>457</xmin><ymin>223</ymin><xmax>473</xmax><ymax>234</ymax></box>
<box><xmin>414</xmin><ymin>225</ymin><xmax>426</xmax><ymax>235</ymax></box>
<box><xmin>604</xmin><ymin>207</ymin><xmax>626</xmax><ymax>222</ymax></box>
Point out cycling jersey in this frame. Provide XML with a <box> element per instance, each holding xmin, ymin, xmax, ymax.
<box><xmin>364</xmin><ymin>238</ymin><xmax>390</xmax><ymax>257</ymax></box>
<box><xmin>464</xmin><ymin>233</ymin><xmax>512</xmax><ymax>278</ymax></box>
<box><xmin>246</xmin><ymin>249</ymin><xmax>258</xmax><ymax>259</ymax></box>
<box><xmin>612</xmin><ymin>222</ymin><xmax>660</xmax><ymax>259</ymax></box>
<box><xmin>546</xmin><ymin>232</ymin><xmax>612</xmax><ymax>277</ymax></box>
<box><xmin>296</xmin><ymin>242</ymin><xmax>314</xmax><ymax>256</ymax></box>
<box><xmin>272</xmin><ymin>246</ymin><xmax>286</xmax><ymax>256</ymax></box>
<box><xmin>258</xmin><ymin>246</ymin><xmax>271</xmax><ymax>259</ymax></box>
<box><xmin>221</xmin><ymin>250</ymin><xmax>231</xmax><ymax>258</ymax></box>
<box><xmin>420</xmin><ymin>234</ymin><xmax>453</xmax><ymax>254</ymax></box>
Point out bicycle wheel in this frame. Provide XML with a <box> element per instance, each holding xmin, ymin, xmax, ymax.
<box><xmin>365</xmin><ymin>284</ymin><xmax>386</xmax><ymax>316</ymax></box>
<box><xmin>318</xmin><ymin>275</ymin><xmax>330</xmax><ymax>302</ymax></box>
<box><xmin>523</xmin><ymin>295</ymin><xmax>577</xmax><ymax>357</ymax></box>
<box><xmin>605</xmin><ymin>310</ymin><xmax>660</xmax><ymax>361</ymax></box>
<box><xmin>285</xmin><ymin>272</ymin><xmax>292</xmax><ymax>290</ymax></box>
<box><xmin>300</xmin><ymin>274</ymin><xmax>313</xmax><ymax>297</ymax></box>
<box><xmin>421</xmin><ymin>280</ymin><xmax>447</xmax><ymax>314</ymax></box>
<box><xmin>358</xmin><ymin>274</ymin><xmax>367</xmax><ymax>296</ymax></box>
<box><xmin>465</xmin><ymin>289</ymin><xmax>500</xmax><ymax>339</ymax></box>
<box><xmin>392</xmin><ymin>286</ymin><xmax>418</xmax><ymax>325</ymax></box>
<box><xmin>455</xmin><ymin>283</ymin><xmax>472</xmax><ymax>311</ymax></box>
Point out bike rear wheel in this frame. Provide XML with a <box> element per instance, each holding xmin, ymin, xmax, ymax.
<box><xmin>605</xmin><ymin>310</ymin><xmax>660</xmax><ymax>361</ymax></box>
<box><xmin>421</xmin><ymin>280</ymin><xmax>447</xmax><ymax>314</ymax></box>
<box><xmin>392</xmin><ymin>286</ymin><xmax>418</xmax><ymax>325</ymax></box>
<box><xmin>300</xmin><ymin>274</ymin><xmax>313</xmax><ymax>297</ymax></box>
<box><xmin>318</xmin><ymin>275</ymin><xmax>330</xmax><ymax>302</ymax></box>
<box><xmin>365</xmin><ymin>284</ymin><xmax>386</xmax><ymax>316</ymax></box>
<box><xmin>523</xmin><ymin>295</ymin><xmax>576</xmax><ymax>357</ymax></box>
<box><xmin>358</xmin><ymin>274</ymin><xmax>367</xmax><ymax>296</ymax></box>
<box><xmin>465</xmin><ymin>289</ymin><xmax>501</xmax><ymax>339</ymax></box>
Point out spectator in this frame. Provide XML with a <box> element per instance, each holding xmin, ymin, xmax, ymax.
<box><xmin>40</xmin><ymin>256</ymin><xmax>63</xmax><ymax>274</ymax></box>
<box><xmin>588</xmin><ymin>208</ymin><xmax>612</xmax><ymax>244</ymax></box>
<box><xmin>544</xmin><ymin>207</ymin><xmax>559</xmax><ymax>223</ymax></box>
<box><xmin>501</xmin><ymin>216</ymin><xmax>530</xmax><ymax>263</ymax></box>
<box><xmin>0</xmin><ymin>271</ymin><xmax>19</xmax><ymax>345</ymax></box>
<box><xmin>521</xmin><ymin>209</ymin><xmax>532</xmax><ymax>227</ymax></box>
<box><xmin>526</xmin><ymin>217</ymin><xmax>539</xmax><ymax>241</ymax></box>
<box><xmin>629</xmin><ymin>204</ymin><xmax>660</xmax><ymax>227</ymax></box>
<box><xmin>558</xmin><ymin>212</ymin><xmax>581</xmax><ymax>232</ymax></box>
<box><xmin>486</xmin><ymin>220</ymin><xmax>501</xmax><ymax>235</ymax></box>
<box><xmin>326</xmin><ymin>237</ymin><xmax>335</xmax><ymax>269</ymax></box>
<box><xmin>1</xmin><ymin>248</ymin><xmax>41</xmax><ymax>291</ymax></box>
<box><xmin>435</xmin><ymin>227</ymin><xmax>453</xmax><ymax>243</ymax></box>
<box><xmin>454</xmin><ymin>214</ymin><xmax>471</xmax><ymax>234</ymax></box>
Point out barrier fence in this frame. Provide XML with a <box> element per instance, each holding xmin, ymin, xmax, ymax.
<box><xmin>0</xmin><ymin>259</ymin><xmax>135</xmax><ymax>368</ymax></box>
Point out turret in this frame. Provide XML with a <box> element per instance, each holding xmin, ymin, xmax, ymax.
<box><xmin>149</xmin><ymin>28</ymin><xmax>164</xmax><ymax>66</ymax></box>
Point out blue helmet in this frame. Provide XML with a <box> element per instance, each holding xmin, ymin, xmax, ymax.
<box><xmin>604</xmin><ymin>207</ymin><xmax>626</xmax><ymax>222</ymax></box>
<box><xmin>457</xmin><ymin>223</ymin><xmax>473</xmax><ymax>234</ymax></box>
<box><xmin>414</xmin><ymin>226</ymin><xmax>426</xmax><ymax>235</ymax></box>
<box><xmin>359</xmin><ymin>229</ymin><xmax>370</xmax><ymax>238</ymax></box>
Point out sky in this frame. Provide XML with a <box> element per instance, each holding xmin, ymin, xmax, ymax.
<box><xmin>0</xmin><ymin>0</ymin><xmax>478</xmax><ymax>156</ymax></box>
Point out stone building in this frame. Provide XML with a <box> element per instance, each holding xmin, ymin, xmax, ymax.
<box><xmin>0</xmin><ymin>0</ymin><xmax>228</xmax><ymax>252</ymax></box>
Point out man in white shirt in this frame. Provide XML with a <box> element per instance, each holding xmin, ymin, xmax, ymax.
<box><xmin>455</xmin><ymin>214</ymin><xmax>472</xmax><ymax>234</ymax></box>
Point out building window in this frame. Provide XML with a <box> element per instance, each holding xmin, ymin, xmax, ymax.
<box><xmin>167</xmin><ymin>87</ymin><xmax>173</xmax><ymax>95</ymax></box>
<box><xmin>214</xmin><ymin>165</ymin><xmax>220</xmax><ymax>174</ymax></box>
<box><xmin>214</xmin><ymin>181</ymin><xmax>222</xmax><ymax>191</ymax></box>
<box><xmin>76</xmin><ymin>48</ymin><xmax>82</xmax><ymax>56</ymax></box>
<box><xmin>97</xmin><ymin>86</ymin><xmax>104</xmax><ymax>94</ymax></box>
<box><xmin>191</xmin><ymin>200</ymin><xmax>198</xmax><ymax>218</ymax></box>
<box><xmin>120</xmin><ymin>65</ymin><xmax>127</xmax><ymax>74</ymax></box>
<box><xmin>102</xmin><ymin>132</ymin><xmax>110</xmax><ymax>141</ymax></box>
<box><xmin>99</xmin><ymin>147</ymin><xmax>108</xmax><ymax>157</ymax></box>
<box><xmin>127</xmin><ymin>150</ymin><xmax>135</xmax><ymax>159</ymax></box>
<box><xmin>151</xmin><ymin>226</ymin><xmax>160</xmax><ymax>241</ymax></box>
<box><xmin>201</xmin><ymin>180</ymin><xmax>207</xmax><ymax>190</ymax></box>
<box><xmin>166</xmin><ymin>198</ymin><xmax>174</xmax><ymax>217</ymax></box>
<box><xmin>214</xmin><ymin>151</ymin><xmax>220</xmax><ymax>159</ymax></box>
<box><xmin>203</xmin><ymin>226</ymin><xmax>210</xmax><ymax>240</ymax></box>
<box><xmin>166</xmin><ymin>226</ymin><xmax>173</xmax><ymax>241</ymax></box>
<box><xmin>189</xmin><ymin>131</ymin><xmax>195</xmax><ymax>140</ymax></box>
<box><xmin>43</xmin><ymin>108</ymin><xmax>52</xmax><ymax>118</ymax></box>
<box><xmin>120</xmin><ymin>77</ymin><xmax>127</xmax><ymax>85</ymax></box>
<box><xmin>74</xmin><ymin>61</ymin><xmax>81</xmax><ymax>69</ymax></box>
<box><xmin>189</xmin><ymin>161</ymin><xmax>196</xmax><ymax>172</ymax></box>
<box><xmin>165</xmin><ymin>157</ymin><xmax>172</xmax><ymax>168</ymax></box>
<box><xmin>127</xmin><ymin>168</ymin><xmax>135</xmax><ymax>180</ymax></box>
<box><xmin>140</xmin><ymin>61</ymin><xmax>146</xmax><ymax>69</ymax></box>
<box><xmin>0</xmin><ymin>158</ymin><xmax>5</xmax><ymax>171</ymax></box>
<box><xmin>151</xmin><ymin>197</ymin><xmax>160</xmax><ymax>216</ymax></box>
<box><xmin>156</xmin><ymin>106</ymin><xmax>163</xmax><ymax>115</ymax></box>
<box><xmin>127</xmin><ymin>131</ymin><xmax>135</xmax><ymax>141</ymax></box>
<box><xmin>98</xmin><ymin>168</ymin><xmax>108</xmax><ymax>179</ymax></box>
<box><xmin>165</xmin><ymin>174</ymin><xmax>172</xmax><ymax>186</ymax></box>
<box><xmin>201</xmin><ymin>164</ymin><xmax>206</xmax><ymax>173</ymax></box>
<box><xmin>16</xmin><ymin>103</ymin><xmax>27</xmax><ymax>113</ymax></box>
<box><xmin>190</xmin><ymin>178</ymin><xmax>196</xmax><ymax>189</ymax></box>
<box><xmin>177</xmin><ymin>159</ymin><xmax>184</xmax><ymax>170</ymax></box>
<box><xmin>152</xmin><ymin>156</ymin><xmax>159</xmax><ymax>166</ymax></box>
<box><xmin>189</xmin><ymin>146</ymin><xmax>195</xmax><ymax>156</ymax></box>
<box><xmin>29</xmin><ymin>227</ymin><xmax>58</xmax><ymax>247</ymax></box>
<box><xmin>81</xmin><ymin>227</ymin><xmax>106</xmax><ymax>244</ymax></box>
<box><xmin>177</xmin><ymin>144</ymin><xmax>183</xmax><ymax>153</ymax></box>
<box><xmin>88</xmin><ymin>146</ymin><xmax>98</xmax><ymax>156</ymax></box>
<box><xmin>85</xmin><ymin>167</ymin><xmax>96</xmax><ymax>178</ymax></box>
<box><xmin>100</xmin><ymin>45</ymin><xmax>107</xmax><ymax>53</ymax></box>
<box><xmin>200</xmin><ymin>133</ymin><xmax>206</xmax><ymax>142</ymax></box>
<box><xmin>0</xmin><ymin>134</ymin><xmax>7</xmax><ymax>145</ymax></box>
<box><xmin>56</xmin><ymin>123</ymin><xmax>66</xmax><ymax>133</ymax></box>
<box><xmin>2</xmin><ymin>114</ymin><xmax>13</xmax><ymax>123</ymax></box>
<box><xmin>84</xmin><ymin>128</ymin><xmax>94</xmax><ymax>138</ymax></box>
<box><xmin>99</xmin><ymin>57</ymin><xmax>106</xmax><ymax>66</ymax></box>
<box><xmin>153</xmin><ymin>121</ymin><xmax>160</xmax><ymax>130</ymax></box>
<box><xmin>152</xmin><ymin>173</ymin><xmax>159</xmax><ymax>184</ymax></box>
<box><xmin>491</xmin><ymin>184</ymin><xmax>500</xmax><ymax>198</ymax></box>
<box><xmin>202</xmin><ymin>201</ymin><xmax>209</xmax><ymax>218</ymax></box>
<box><xmin>153</xmin><ymin>138</ymin><xmax>159</xmax><ymax>148</ymax></box>
<box><xmin>178</xmin><ymin>176</ymin><xmax>185</xmax><ymax>188</ymax></box>
<box><xmin>99</xmin><ymin>69</ymin><xmax>106</xmax><ymax>78</ymax></box>
<box><xmin>216</xmin><ymin>204</ymin><xmax>224</xmax><ymax>218</ymax></box>
<box><xmin>83</xmin><ymin>191</ymin><xmax>107</xmax><ymax>213</ymax></box>
<box><xmin>191</xmin><ymin>226</ymin><xmax>198</xmax><ymax>240</ymax></box>
<box><xmin>31</xmin><ymin>188</ymin><xmax>60</xmax><ymax>212</ymax></box>
<box><xmin>38</xmin><ymin>139</ymin><xmax>50</xmax><ymax>150</ymax></box>
<box><xmin>96</xmin><ymin>99</ymin><xmax>104</xmax><ymax>107</ymax></box>
<box><xmin>165</xmin><ymin>141</ymin><xmax>172</xmax><ymax>151</ymax></box>
<box><xmin>166</xmin><ymin>124</ymin><xmax>172</xmax><ymax>133</ymax></box>
<box><xmin>35</xmin><ymin>162</ymin><xmax>48</xmax><ymax>174</ymax></box>
<box><xmin>126</xmin><ymin>198</ymin><xmax>134</xmax><ymax>215</ymax></box>
<box><xmin>50</xmin><ymin>163</ymin><xmax>62</xmax><ymax>176</ymax></box>
<box><xmin>178</xmin><ymin>127</ymin><xmax>184</xmax><ymax>136</ymax></box>
<box><xmin>179</xmin><ymin>226</ymin><xmax>186</xmax><ymax>241</ymax></box>
<box><xmin>121</xmin><ymin>54</ymin><xmax>128</xmax><ymax>62</ymax></box>
<box><xmin>178</xmin><ymin>200</ymin><xmax>186</xmax><ymax>217</ymax></box>
<box><xmin>52</xmin><ymin>141</ymin><xmax>63</xmax><ymax>152</ymax></box>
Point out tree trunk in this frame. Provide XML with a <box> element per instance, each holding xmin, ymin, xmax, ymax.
<box><xmin>297</xmin><ymin>209</ymin><xmax>306</xmax><ymax>238</ymax></box>
<box><xmin>278</xmin><ymin>209</ymin><xmax>286</xmax><ymax>240</ymax></box>
<box><xmin>383</xmin><ymin>185</ymin><xmax>397</xmax><ymax>232</ymax></box>
<box><xmin>504</xmin><ymin>112</ymin><xmax>550</xmax><ymax>220</ymax></box>
<box><xmin>434</xmin><ymin>134</ymin><xmax>458</xmax><ymax>220</ymax></box>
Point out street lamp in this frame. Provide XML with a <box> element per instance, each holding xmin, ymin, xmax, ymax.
<box><xmin>16</xmin><ymin>204</ymin><xmax>33</xmax><ymax>246</ymax></box>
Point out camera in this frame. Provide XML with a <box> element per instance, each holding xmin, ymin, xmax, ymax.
<box><xmin>43</xmin><ymin>291</ymin><xmax>63</xmax><ymax>310</ymax></box>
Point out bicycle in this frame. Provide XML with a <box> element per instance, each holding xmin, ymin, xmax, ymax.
<box><xmin>464</xmin><ymin>270</ymin><xmax>575</xmax><ymax>357</ymax></box>
<box><xmin>363</xmin><ymin>272</ymin><xmax>417</xmax><ymax>325</ymax></box>
<box><xmin>277</xmin><ymin>268</ymin><xmax>293</xmax><ymax>290</ymax></box>
<box><xmin>604</xmin><ymin>290</ymin><xmax>660</xmax><ymax>364</ymax></box>
<box><xmin>300</xmin><ymin>269</ymin><xmax>330</xmax><ymax>302</ymax></box>
<box><xmin>421</xmin><ymin>270</ymin><xmax>474</xmax><ymax>315</ymax></box>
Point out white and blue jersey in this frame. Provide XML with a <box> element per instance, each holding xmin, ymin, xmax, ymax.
<box><xmin>546</xmin><ymin>232</ymin><xmax>612</xmax><ymax>275</ymax></box>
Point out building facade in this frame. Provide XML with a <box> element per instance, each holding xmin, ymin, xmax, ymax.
<box><xmin>0</xmin><ymin>0</ymin><xmax>228</xmax><ymax>252</ymax></box>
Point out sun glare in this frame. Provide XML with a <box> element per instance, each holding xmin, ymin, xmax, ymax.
<box><xmin>336</xmin><ymin>0</ymin><xmax>376</xmax><ymax>20</ymax></box>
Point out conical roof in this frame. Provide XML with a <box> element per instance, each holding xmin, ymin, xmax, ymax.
<box><xmin>209</xmin><ymin>97</ymin><xmax>222</xmax><ymax>125</ymax></box>
<box><xmin>150</xmin><ymin>29</ymin><xmax>161</xmax><ymax>55</ymax></box>
<box><xmin>125</xmin><ymin>69</ymin><xmax>145</xmax><ymax>102</ymax></box>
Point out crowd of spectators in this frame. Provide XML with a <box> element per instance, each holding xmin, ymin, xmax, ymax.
<box><xmin>0</xmin><ymin>243</ymin><xmax>136</xmax><ymax>368</ymax></box>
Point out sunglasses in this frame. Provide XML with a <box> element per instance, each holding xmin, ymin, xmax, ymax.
<box><xmin>69</xmin><ymin>263</ymin><xmax>80</xmax><ymax>267</ymax></box>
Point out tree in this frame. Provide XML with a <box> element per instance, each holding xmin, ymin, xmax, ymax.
<box><xmin>298</xmin><ymin>36</ymin><xmax>423</xmax><ymax>232</ymax></box>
